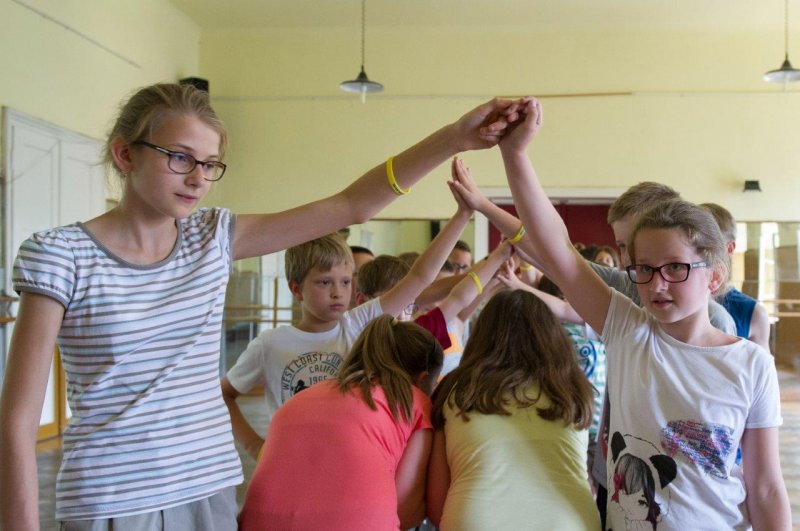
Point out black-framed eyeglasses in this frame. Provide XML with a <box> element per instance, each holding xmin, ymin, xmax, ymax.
<box><xmin>133</xmin><ymin>141</ymin><xmax>226</xmax><ymax>182</ymax></box>
<box><xmin>625</xmin><ymin>261</ymin><xmax>708</xmax><ymax>285</ymax></box>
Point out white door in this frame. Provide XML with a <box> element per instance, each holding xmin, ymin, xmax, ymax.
<box><xmin>2</xmin><ymin>108</ymin><xmax>105</xmax><ymax>434</ymax></box>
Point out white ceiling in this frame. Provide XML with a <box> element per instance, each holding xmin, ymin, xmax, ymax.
<box><xmin>168</xmin><ymin>0</ymin><xmax>788</xmax><ymax>34</ymax></box>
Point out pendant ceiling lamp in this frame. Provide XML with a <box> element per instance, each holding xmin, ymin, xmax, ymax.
<box><xmin>764</xmin><ymin>0</ymin><xmax>800</xmax><ymax>83</ymax></box>
<box><xmin>340</xmin><ymin>0</ymin><xmax>383</xmax><ymax>102</ymax></box>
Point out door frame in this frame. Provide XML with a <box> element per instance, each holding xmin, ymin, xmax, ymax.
<box><xmin>474</xmin><ymin>186</ymin><xmax>627</xmax><ymax>258</ymax></box>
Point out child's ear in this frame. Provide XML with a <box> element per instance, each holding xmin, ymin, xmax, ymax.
<box><xmin>708</xmin><ymin>266</ymin><xmax>725</xmax><ymax>293</ymax></box>
<box><xmin>413</xmin><ymin>371</ymin><xmax>432</xmax><ymax>393</ymax></box>
<box><xmin>109</xmin><ymin>136</ymin><xmax>133</xmax><ymax>176</ymax></box>
<box><xmin>289</xmin><ymin>280</ymin><xmax>303</xmax><ymax>302</ymax></box>
<box><xmin>354</xmin><ymin>291</ymin><xmax>367</xmax><ymax>306</ymax></box>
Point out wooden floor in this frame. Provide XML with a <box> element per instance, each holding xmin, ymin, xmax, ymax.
<box><xmin>35</xmin><ymin>369</ymin><xmax>800</xmax><ymax>530</ymax></box>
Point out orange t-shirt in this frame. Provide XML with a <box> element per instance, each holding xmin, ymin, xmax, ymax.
<box><xmin>239</xmin><ymin>380</ymin><xmax>432</xmax><ymax>530</ymax></box>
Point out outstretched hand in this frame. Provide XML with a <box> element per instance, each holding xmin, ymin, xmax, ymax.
<box><xmin>451</xmin><ymin>97</ymin><xmax>527</xmax><ymax>151</ymax></box>
<box><xmin>447</xmin><ymin>156</ymin><xmax>488</xmax><ymax>212</ymax></box>
<box><xmin>447</xmin><ymin>158</ymin><xmax>475</xmax><ymax>215</ymax></box>
<box><xmin>498</xmin><ymin>97</ymin><xmax>543</xmax><ymax>154</ymax></box>
<box><xmin>496</xmin><ymin>259</ymin><xmax>526</xmax><ymax>291</ymax></box>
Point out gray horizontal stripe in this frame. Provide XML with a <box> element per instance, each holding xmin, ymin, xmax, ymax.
<box><xmin>70</xmin><ymin>374</ymin><xmax>221</xmax><ymax>411</ymax></box>
<box><xmin>57</xmin><ymin>463</ymin><xmax>242</xmax><ymax>502</ymax></box>
<box><xmin>60</xmin><ymin>426</ymin><xmax>233</xmax><ymax>472</ymax></box>
<box><xmin>56</xmin><ymin>479</ymin><xmax>240</xmax><ymax>519</ymax></box>
<box><xmin>64</xmin><ymin>401</ymin><xmax>222</xmax><ymax>434</ymax></box>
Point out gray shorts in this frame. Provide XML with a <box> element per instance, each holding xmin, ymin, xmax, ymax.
<box><xmin>58</xmin><ymin>487</ymin><xmax>237</xmax><ymax>531</ymax></box>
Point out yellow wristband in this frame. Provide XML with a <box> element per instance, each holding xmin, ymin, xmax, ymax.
<box><xmin>519</xmin><ymin>264</ymin><xmax>533</xmax><ymax>271</ymax></box>
<box><xmin>386</xmin><ymin>156</ymin><xmax>410</xmax><ymax>195</ymax></box>
<box><xmin>467</xmin><ymin>271</ymin><xmax>484</xmax><ymax>294</ymax></box>
<box><xmin>256</xmin><ymin>444</ymin><xmax>264</xmax><ymax>462</ymax></box>
<box><xmin>509</xmin><ymin>225</ymin><xmax>526</xmax><ymax>244</ymax></box>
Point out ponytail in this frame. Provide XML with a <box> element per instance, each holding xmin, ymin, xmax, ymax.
<box><xmin>338</xmin><ymin>315</ymin><xmax>443</xmax><ymax>421</ymax></box>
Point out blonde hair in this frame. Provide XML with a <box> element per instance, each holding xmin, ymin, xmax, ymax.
<box><xmin>104</xmin><ymin>83</ymin><xmax>227</xmax><ymax>181</ymax></box>
<box><xmin>338</xmin><ymin>315</ymin><xmax>443</xmax><ymax>421</ymax></box>
<box><xmin>699</xmin><ymin>202</ymin><xmax>736</xmax><ymax>244</ymax></box>
<box><xmin>629</xmin><ymin>199</ymin><xmax>729</xmax><ymax>287</ymax></box>
<box><xmin>607</xmin><ymin>182</ymin><xmax>679</xmax><ymax>224</ymax></box>
<box><xmin>431</xmin><ymin>290</ymin><xmax>594</xmax><ymax>430</ymax></box>
<box><xmin>285</xmin><ymin>234</ymin><xmax>354</xmax><ymax>285</ymax></box>
<box><xmin>357</xmin><ymin>255</ymin><xmax>410</xmax><ymax>298</ymax></box>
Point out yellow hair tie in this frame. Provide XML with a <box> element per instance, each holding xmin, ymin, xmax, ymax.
<box><xmin>509</xmin><ymin>225</ymin><xmax>526</xmax><ymax>244</ymax></box>
<box><xmin>468</xmin><ymin>271</ymin><xmax>484</xmax><ymax>294</ymax></box>
<box><xmin>519</xmin><ymin>264</ymin><xmax>533</xmax><ymax>271</ymax></box>
<box><xmin>386</xmin><ymin>156</ymin><xmax>410</xmax><ymax>196</ymax></box>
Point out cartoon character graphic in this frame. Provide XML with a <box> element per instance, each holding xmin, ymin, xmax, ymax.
<box><xmin>609</xmin><ymin>432</ymin><xmax>677</xmax><ymax>530</ymax></box>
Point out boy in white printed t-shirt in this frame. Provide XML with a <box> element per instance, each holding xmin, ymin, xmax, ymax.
<box><xmin>222</xmin><ymin>184</ymin><xmax>473</xmax><ymax>460</ymax></box>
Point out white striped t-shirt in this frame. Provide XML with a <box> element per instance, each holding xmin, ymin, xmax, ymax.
<box><xmin>13</xmin><ymin>207</ymin><xmax>243</xmax><ymax>520</ymax></box>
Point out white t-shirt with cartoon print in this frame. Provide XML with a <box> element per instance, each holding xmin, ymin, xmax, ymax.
<box><xmin>226</xmin><ymin>298</ymin><xmax>383</xmax><ymax>433</ymax></box>
<box><xmin>602</xmin><ymin>290</ymin><xmax>781</xmax><ymax>531</ymax></box>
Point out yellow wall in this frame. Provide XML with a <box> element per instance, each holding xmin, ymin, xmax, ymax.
<box><xmin>3</xmin><ymin>6</ymin><xmax>799</xmax><ymax>225</ymax></box>
<box><xmin>199</xmin><ymin>26</ymin><xmax>800</xmax><ymax>222</ymax></box>
<box><xmin>0</xmin><ymin>0</ymin><xmax>200</xmax><ymax>141</ymax></box>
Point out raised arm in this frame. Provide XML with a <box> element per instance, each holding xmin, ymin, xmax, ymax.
<box><xmin>0</xmin><ymin>293</ymin><xmax>65</xmax><ymax>530</ymax></box>
<box><xmin>495</xmin><ymin>261</ymin><xmax>584</xmax><ymax>324</ymax></box>
<box><xmin>437</xmin><ymin>240</ymin><xmax>513</xmax><ymax>323</ymax></box>
<box><xmin>379</xmin><ymin>159</ymin><xmax>474</xmax><ymax>317</ymax></box>
<box><xmin>487</xmin><ymin>98</ymin><xmax>611</xmax><ymax>332</ymax></box>
<box><xmin>232</xmin><ymin>98</ymin><xmax>525</xmax><ymax>260</ymax></box>
<box><xmin>449</xmin><ymin>157</ymin><xmax>528</xmax><ymax>241</ymax></box>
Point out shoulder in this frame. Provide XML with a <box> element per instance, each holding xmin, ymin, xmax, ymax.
<box><xmin>342</xmin><ymin>298</ymin><xmax>382</xmax><ymax>329</ymax></box>
<box><xmin>184</xmin><ymin>207</ymin><xmax>231</xmax><ymax>225</ymax></box>
<box><xmin>19</xmin><ymin>224</ymin><xmax>84</xmax><ymax>252</ymax></box>
<box><xmin>708</xmin><ymin>298</ymin><xmax>737</xmax><ymax>334</ymax></box>
<box><xmin>181</xmin><ymin>207</ymin><xmax>234</xmax><ymax>239</ymax></box>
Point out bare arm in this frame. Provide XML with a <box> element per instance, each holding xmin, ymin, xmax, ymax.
<box><xmin>396</xmin><ymin>428</ymin><xmax>433</xmax><ymax>529</ymax></box>
<box><xmin>450</xmin><ymin>157</ymin><xmax>528</xmax><ymax>242</ymax></box>
<box><xmin>379</xmin><ymin>163</ymin><xmax>473</xmax><ymax>317</ymax></box>
<box><xmin>495</xmin><ymin>261</ymin><xmax>584</xmax><ymax>323</ymax></box>
<box><xmin>483</xmin><ymin>98</ymin><xmax>611</xmax><ymax>332</ymax></box>
<box><xmin>741</xmin><ymin>427</ymin><xmax>791</xmax><ymax>530</ymax></box>
<box><xmin>0</xmin><ymin>293</ymin><xmax>64</xmax><ymax>530</ymax></box>
<box><xmin>415</xmin><ymin>274</ymin><xmax>463</xmax><ymax>311</ymax></box>
<box><xmin>749</xmin><ymin>304</ymin><xmax>772</xmax><ymax>353</ymax></box>
<box><xmin>438</xmin><ymin>241</ymin><xmax>513</xmax><ymax>323</ymax></box>
<box><xmin>425</xmin><ymin>430</ymin><xmax>450</xmax><ymax>527</ymax></box>
<box><xmin>221</xmin><ymin>377</ymin><xmax>264</xmax><ymax>460</ymax></box>
<box><xmin>232</xmin><ymin>98</ymin><xmax>525</xmax><ymax>260</ymax></box>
